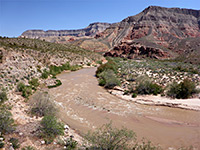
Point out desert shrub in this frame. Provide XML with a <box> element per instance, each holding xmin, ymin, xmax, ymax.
<box><xmin>173</xmin><ymin>66</ymin><xmax>199</xmax><ymax>74</ymax></box>
<box><xmin>0</xmin><ymin>141</ymin><xmax>4</xmax><ymax>148</ymax></box>
<box><xmin>21</xmin><ymin>86</ymin><xmax>32</xmax><ymax>98</ymax></box>
<box><xmin>61</xmin><ymin>62</ymin><xmax>70</xmax><ymax>70</ymax></box>
<box><xmin>16</xmin><ymin>82</ymin><xmax>32</xmax><ymax>98</ymax></box>
<box><xmin>132</xmin><ymin>93</ymin><xmax>137</xmax><ymax>98</ymax></box>
<box><xmin>0</xmin><ymin>107</ymin><xmax>15</xmax><ymax>134</ymax></box>
<box><xmin>99</xmin><ymin>70</ymin><xmax>120</xmax><ymax>89</ymax></box>
<box><xmin>84</xmin><ymin>122</ymin><xmax>136</xmax><ymax>150</ymax></box>
<box><xmin>16</xmin><ymin>82</ymin><xmax>26</xmax><ymax>92</ymax></box>
<box><xmin>135</xmin><ymin>77</ymin><xmax>163</xmax><ymax>95</ymax></box>
<box><xmin>49</xmin><ymin>63</ymin><xmax>79</xmax><ymax>76</ymax></box>
<box><xmin>21</xmin><ymin>146</ymin><xmax>36</xmax><ymax>150</ymax></box>
<box><xmin>0</xmin><ymin>91</ymin><xmax>8</xmax><ymax>104</ymax></box>
<box><xmin>96</xmin><ymin>60</ymin><xmax>102</xmax><ymax>65</ymax></box>
<box><xmin>167</xmin><ymin>78</ymin><xmax>198</xmax><ymax>99</ymax></box>
<box><xmin>28</xmin><ymin>78</ymin><xmax>39</xmax><ymax>89</ymax></box>
<box><xmin>49</xmin><ymin>65</ymin><xmax>62</xmax><ymax>76</ymax></box>
<box><xmin>70</xmin><ymin>65</ymin><xmax>80</xmax><ymax>71</ymax></box>
<box><xmin>47</xmin><ymin>79</ymin><xmax>62</xmax><ymax>88</ymax></box>
<box><xmin>40</xmin><ymin>115</ymin><xmax>64</xmax><ymax>142</ymax></box>
<box><xmin>96</xmin><ymin>60</ymin><xmax>117</xmax><ymax>77</ymax></box>
<box><xmin>133</xmin><ymin>139</ymin><xmax>161</xmax><ymax>150</ymax></box>
<box><xmin>9</xmin><ymin>138</ymin><xmax>20</xmax><ymax>149</ymax></box>
<box><xmin>64</xmin><ymin>137</ymin><xmax>78</xmax><ymax>150</ymax></box>
<box><xmin>41</xmin><ymin>69</ymin><xmax>49</xmax><ymax>79</ymax></box>
<box><xmin>98</xmin><ymin>78</ymin><xmax>106</xmax><ymax>86</ymax></box>
<box><xmin>30</xmin><ymin>91</ymin><xmax>56</xmax><ymax>116</ymax></box>
<box><xmin>123</xmin><ymin>90</ymin><xmax>130</xmax><ymax>95</ymax></box>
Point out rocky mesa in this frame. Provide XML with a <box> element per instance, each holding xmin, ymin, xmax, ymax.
<box><xmin>21</xmin><ymin>22</ymin><xmax>111</xmax><ymax>38</ymax></box>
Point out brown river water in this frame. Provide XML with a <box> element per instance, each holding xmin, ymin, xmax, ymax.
<box><xmin>49</xmin><ymin>67</ymin><xmax>200</xmax><ymax>149</ymax></box>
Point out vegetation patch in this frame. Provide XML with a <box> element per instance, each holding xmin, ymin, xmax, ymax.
<box><xmin>135</xmin><ymin>77</ymin><xmax>163</xmax><ymax>95</ymax></box>
<box><xmin>0</xmin><ymin>91</ymin><xmax>8</xmax><ymax>104</ymax></box>
<box><xmin>96</xmin><ymin>59</ymin><xmax>117</xmax><ymax>77</ymax></box>
<box><xmin>96</xmin><ymin>57</ymin><xmax>200</xmax><ymax>99</ymax></box>
<box><xmin>0</xmin><ymin>107</ymin><xmax>15</xmax><ymax>134</ymax></box>
<box><xmin>167</xmin><ymin>78</ymin><xmax>199</xmax><ymax>99</ymax></box>
<box><xmin>85</xmin><ymin>122</ymin><xmax>135</xmax><ymax>150</ymax></box>
<box><xmin>30</xmin><ymin>91</ymin><xmax>56</xmax><ymax>117</ymax></box>
<box><xmin>98</xmin><ymin>69</ymin><xmax>120</xmax><ymax>89</ymax></box>
<box><xmin>84</xmin><ymin>122</ymin><xmax>160</xmax><ymax>150</ymax></box>
<box><xmin>39</xmin><ymin>115</ymin><xmax>64</xmax><ymax>143</ymax></box>
<box><xmin>28</xmin><ymin>78</ymin><xmax>40</xmax><ymax>90</ymax></box>
<box><xmin>16</xmin><ymin>82</ymin><xmax>32</xmax><ymax>98</ymax></box>
<box><xmin>9</xmin><ymin>138</ymin><xmax>20</xmax><ymax>149</ymax></box>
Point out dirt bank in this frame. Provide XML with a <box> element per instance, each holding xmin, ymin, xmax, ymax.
<box><xmin>110</xmin><ymin>90</ymin><xmax>200</xmax><ymax>111</ymax></box>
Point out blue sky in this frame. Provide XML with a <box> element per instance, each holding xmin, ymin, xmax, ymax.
<box><xmin>0</xmin><ymin>0</ymin><xmax>200</xmax><ymax>37</ymax></box>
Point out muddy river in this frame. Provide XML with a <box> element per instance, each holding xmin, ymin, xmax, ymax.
<box><xmin>49</xmin><ymin>67</ymin><xmax>200</xmax><ymax>149</ymax></box>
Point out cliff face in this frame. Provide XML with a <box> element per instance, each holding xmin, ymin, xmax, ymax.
<box><xmin>98</xmin><ymin>6</ymin><xmax>200</xmax><ymax>46</ymax></box>
<box><xmin>99</xmin><ymin>6</ymin><xmax>200</xmax><ymax>60</ymax></box>
<box><xmin>21</xmin><ymin>22</ymin><xmax>111</xmax><ymax>38</ymax></box>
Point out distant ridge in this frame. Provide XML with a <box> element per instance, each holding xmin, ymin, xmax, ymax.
<box><xmin>21</xmin><ymin>22</ymin><xmax>111</xmax><ymax>38</ymax></box>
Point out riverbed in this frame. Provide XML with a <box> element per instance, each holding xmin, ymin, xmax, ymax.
<box><xmin>49</xmin><ymin>67</ymin><xmax>200</xmax><ymax>149</ymax></box>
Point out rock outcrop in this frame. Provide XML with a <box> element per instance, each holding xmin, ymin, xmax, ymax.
<box><xmin>21</xmin><ymin>22</ymin><xmax>111</xmax><ymax>38</ymax></box>
<box><xmin>97</xmin><ymin>6</ymin><xmax>200</xmax><ymax>46</ymax></box>
<box><xmin>104</xmin><ymin>41</ymin><xmax>170</xmax><ymax>59</ymax></box>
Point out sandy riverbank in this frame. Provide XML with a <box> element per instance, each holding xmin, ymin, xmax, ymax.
<box><xmin>110</xmin><ymin>89</ymin><xmax>200</xmax><ymax>111</ymax></box>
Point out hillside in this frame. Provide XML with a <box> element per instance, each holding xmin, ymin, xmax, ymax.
<box><xmin>0</xmin><ymin>37</ymin><xmax>103</xmax><ymax>91</ymax></box>
<box><xmin>98</xmin><ymin>6</ymin><xmax>200</xmax><ymax>62</ymax></box>
<box><xmin>0</xmin><ymin>37</ymin><xmax>104</xmax><ymax>149</ymax></box>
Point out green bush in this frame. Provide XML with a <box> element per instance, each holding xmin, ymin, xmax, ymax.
<box><xmin>0</xmin><ymin>91</ymin><xmax>8</xmax><ymax>104</ymax></box>
<box><xmin>132</xmin><ymin>93</ymin><xmax>137</xmax><ymax>98</ymax></box>
<box><xmin>135</xmin><ymin>77</ymin><xmax>163</xmax><ymax>95</ymax></box>
<box><xmin>96</xmin><ymin>60</ymin><xmax>117</xmax><ymax>77</ymax></box>
<box><xmin>96</xmin><ymin>60</ymin><xmax>102</xmax><ymax>65</ymax></box>
<box><xmin>28</xmin><ymin>78</ymin><xmax>39</xmax><ymax>89</ymax></box>
<box><xmin>0</xmin><ymin>107</ymin><xmax>15</xmax><ymax>134</ymax></box>
<box><xmin>99</xmin><ymin>69</ymin><xmax>120</xmax><ymax>89</ymax></box>
<box><xmin>85</xmin><ymin>122</ymin><xmax>136</xmax><ymax>150</ymax></box>
<box><xmin>65</xmin><ymin>137</ymin><xmax>78</xmax><ymax>150</ymax></box>
<box><xmin>133</xmin><ymin>139</ymin><xmax>161</xmax><ymax>150</ymax></box>
<box><xmin>61</xmin><ymin>62</ymin><xmax>70</xmax><ymax>70</ymax></box>
<box><xmin>41</xmin><ymin>69</ymin><xmax>49</xmax><ymax>79</ymax></box>
<box><xmin>17</xmin><ymin>82</ymin><xmax>32</xmax><ymax>98</ymax></box>
<box><xmin>49</xmin><ymin>63</ymin><xmax>79</xmax><ymax>76</ymax></box>
<box><xmin>21</xmin><ymin>86</ymin><xmax>32</xmax><ymax>98</ymax></box>
<box><xmin>9</xmin><ymin>138</ymin><xmax>20</xmax><ymax>149</ymax></box>
<box><xmin>167</xmin><ymin>78</ymin><xmax>198</xmax><ymax>99</ymax></box>
<box><xmin>16</xmin><ymin>82</ymin><xmax>26</xmax><ymax>92</ymax></box>
<box><xmin>40</xmin><ymin>115</ymin><xmax>64</xmax><ymax>142</ymax></box>
<box><xmin>98</xmin><ymin>78</ymin><xmax>106</xmax><ymax>86</ymax></box>
<box><xmin>49</xmin><ymin>65</ymin><xmax>62</xmax><ymax>76</ymax></box>
<box><xmin>70</xmin><ymin>65</ymin><xmax>80</xmax><ymax>71</ymax></box>
<box><xmin>30</xmin><ymin>91</ymin><xmax>56</xmax><ymax>117</ymax></box>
